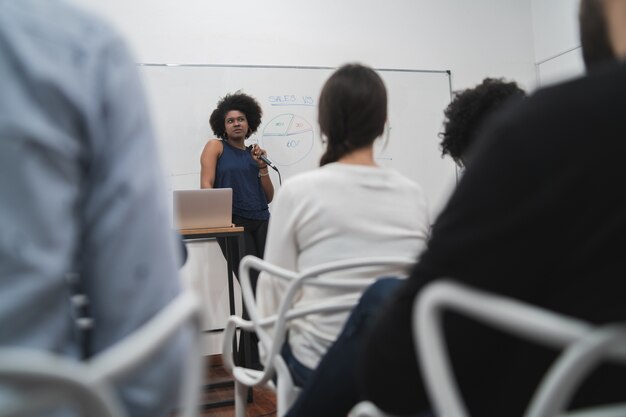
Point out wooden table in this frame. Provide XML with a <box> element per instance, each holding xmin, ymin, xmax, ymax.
<box><xmin>181</xmin><ymin>226</ymin><xmax>244</xmax><ymax>323</ymax></box>
<box><xmin>180</xmin><ymin>226</ymin><xmax>252</xmax><ymax>409</ymax></box>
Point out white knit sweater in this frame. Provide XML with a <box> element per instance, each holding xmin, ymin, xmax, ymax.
<box><xmin>257</xmin><ymin>162</ymin><xmax>430</xmax><ymax>369</ymax></box>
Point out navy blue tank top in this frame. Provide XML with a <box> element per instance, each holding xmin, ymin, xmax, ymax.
<box><xmin>214</xmin><ymin>140</ymin><xmax>269</xmax><ymax>220</ymax></box>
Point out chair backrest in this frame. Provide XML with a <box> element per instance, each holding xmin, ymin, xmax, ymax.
<box><xmin>413</xmin><ymin>280</ymin><xmax>626</xmax><ymax>417</ymax></box>
<box><xmin>0</xmin><ymin>289</ymin><xmax>203</xmax><ymax>417</ymax></box>
<box><xmin>350</xmin><ymin>280</ymin><xmax>626</xmax><ymax>417</ymax></box>
<box><xmin>223</xmin><ymin>254</ymin><xmax>415</xmax><ymax>417</ymax></box>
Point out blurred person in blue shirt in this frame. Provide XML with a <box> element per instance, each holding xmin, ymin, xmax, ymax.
<box><xmin>0</xmin><ymin>1</ymin><xmax>191</xmax><ymax>416</ymax></box>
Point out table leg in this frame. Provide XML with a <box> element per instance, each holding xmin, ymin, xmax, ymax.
<box><xmin>234</xmin><ymin>232</ymin><xmax>254</xmax><ymax>403</ymax></box>
<box><xmin>225</xmin><ymin>237</ymin><xmax>238</xmax><ymax>360</ymax></box>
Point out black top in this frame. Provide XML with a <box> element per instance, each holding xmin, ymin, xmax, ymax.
<box><xmin>360</xmin><ymin>62</ymin><xmax>626</xmax><ymax>417</ymax></box>
<box><xmin>214</xmin><ymin>140</ymin><xmax>270</xmax><ymax>221</ymax></box>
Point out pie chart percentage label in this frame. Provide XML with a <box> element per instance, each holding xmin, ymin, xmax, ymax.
<box><xmin>261</xmin><ymin>114</ymin><xmax>314</xmax><ymax>166</ymax></box>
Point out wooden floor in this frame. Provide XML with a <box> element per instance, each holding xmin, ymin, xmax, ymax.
<box><xmin>201</xmin><ymin>355</ymin><xmax>277</xmax><ymax>417</ymax></box>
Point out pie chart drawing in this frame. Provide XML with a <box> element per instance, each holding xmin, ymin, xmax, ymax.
<box><xmin>261</xmin><ymin>114</ymin><xmax>314</xmax><ymax>166</ymax></box>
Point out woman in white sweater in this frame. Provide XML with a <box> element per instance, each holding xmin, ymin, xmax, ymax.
<box><xmin>256</xmin><ymin>63</ymin><xmax>430</xmax><ymax>385</ymax></box>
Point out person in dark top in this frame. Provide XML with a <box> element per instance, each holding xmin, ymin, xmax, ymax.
<box><xmin>200</xmin><ymin>92</ymin><xmax>274</xmax><ymax>369</ymax></box>
<box><xmin>359</xmin><ymin>1</ymin><xmax>626</xmax><ymax>416</ymax></box>
<box><xmin>200</xmin><ymin>92</ymin><xmax>274</xmax><ymax>293</ymax></box>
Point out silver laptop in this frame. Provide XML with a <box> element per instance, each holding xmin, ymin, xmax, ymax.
<box><xmin>173</xmin><ymin>188</ymin><xmax>233</xmax><ymax>229</ymax></box>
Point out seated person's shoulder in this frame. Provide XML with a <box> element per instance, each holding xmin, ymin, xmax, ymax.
<box><xmin>523</xmin><ymin>63</ymin><xmax>625</xmax><ymax>125</ymax></box>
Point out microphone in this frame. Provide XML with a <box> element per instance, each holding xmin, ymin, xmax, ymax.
<box><xmin>248</xmin><ymin>145</ymin><xmax>279</xmax><ymax>172</ymax></box>
<box><xmin>259</xmin><ymin>154</ymin><xmax>279</xmax><ymax>171</ymax></box>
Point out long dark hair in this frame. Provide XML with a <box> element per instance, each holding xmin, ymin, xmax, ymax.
<box><xmin>318</xmin><ymin>64</ymin><xmax>387</xmax><ymax>166</ymax></box>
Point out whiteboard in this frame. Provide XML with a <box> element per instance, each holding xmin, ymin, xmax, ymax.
<box><xmin>139</xmin><ymin>64</ymin><xmax>456</xmax><ymax>219</ymax></box>
<box><xmin>536</xmin><ymin>46</ymin><xmax>585</xmax><ymax>87</ymax></box>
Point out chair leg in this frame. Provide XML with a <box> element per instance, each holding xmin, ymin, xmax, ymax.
<box><xmin>234</xmin><ymin>380</ymin><xmax>248</xmax><ymax>417</ymax></box>
<box><xmin>276</xmin><ymin>389</ymin><xmax>289</xmax><ymax>417</ymax></box>
<box><xmin>276</xmin><ymin>377</ymin><xmax>298</xmax><ymax>417</ymax></box>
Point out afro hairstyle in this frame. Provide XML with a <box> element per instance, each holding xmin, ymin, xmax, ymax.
<box><xmin>439</xmin><ymin>78</ymin><xmax>526</xmax><ymax>167</ymax></box>
<box><xmin>209</xmin><ymin>92</ymin><xmax>263</xmax><ymax>139</ymax></box>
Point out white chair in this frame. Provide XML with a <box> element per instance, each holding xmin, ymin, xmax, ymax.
<box><xmin>222</xmin><ymin>254</ymin><xmax>415</xmax><ymax>417</ymax></box>
<box><xmin>351</xmin><ymin>280</ymin><xmax>626</xmax><ymax>417</ymax></box>
<box><xmin>0</xmin><ymin>289</ymin><xmax>204</xmax><ymax>417</ymax></box>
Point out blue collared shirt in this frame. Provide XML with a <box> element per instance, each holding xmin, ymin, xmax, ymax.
<box><xmin>0</xmin><ymin>1</ymin><xmax>189</xmax><ymax>416</ymax></box>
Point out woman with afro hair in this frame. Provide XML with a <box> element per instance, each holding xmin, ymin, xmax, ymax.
<box><xmin>440</xmin><ymin>77</ymin><xmax>526</xmax><ymax>168</ymax></box>
<box><xmin>200</xmin><ymin>92</ymin><xmax>274</xmax><ymax>296</ymax></box>
<box><xmin>201</xmin><ymin>92</ymin><xmax>274</xmax><ymax>368</ymax></box>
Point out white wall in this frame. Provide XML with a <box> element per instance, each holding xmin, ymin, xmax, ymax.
<box><xmin>532</xmin><ymin>0</ymin><xmax>580</xmax><ymax>62</ymax></box>
<box><xmin>531</xmin><ymin>0</ymin><xmax>585</xmax><ymax>86</ymax></box>
<box><xmin>74</xmin><ymin>0</ymin><xmax>537</xmax><ymax>354</ymax></box>
<box><xmin>75</xmin><ymin>0</ymin><xmax>536</xmax><ymax>91</ymax></box>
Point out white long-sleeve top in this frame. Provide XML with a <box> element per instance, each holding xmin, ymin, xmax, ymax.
<box><xmin>257</xmin><ymin>162</ymin><xmax>430</xmax><ymax>369</ymax></box>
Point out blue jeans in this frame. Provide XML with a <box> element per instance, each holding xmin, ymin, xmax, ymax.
<box><xmin>283</xmin><ymin>277</ymin><xmax>406</xmax><ymax>417</ymax></box>
<box><xmin>281</xmin><ymin>340</ymin><xmax>315</xmax><ymax>388</ymax></box>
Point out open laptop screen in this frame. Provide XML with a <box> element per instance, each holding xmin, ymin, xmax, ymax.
<box><xmin>173</xmin><ymin>188</ymin><xmax>233</xmax><ymax>229</ymax></box>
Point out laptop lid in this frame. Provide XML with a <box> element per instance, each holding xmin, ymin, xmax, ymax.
<box><xmin>173</xmin><ymin>188</ymin><xmax>233</xmax><ymax>230</ymax></box>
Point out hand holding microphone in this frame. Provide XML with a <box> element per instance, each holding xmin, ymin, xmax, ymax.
<box><xmin>251</xmin><ymin>144</ymin><xmax>278</xmax><ymax>172</ymax></box>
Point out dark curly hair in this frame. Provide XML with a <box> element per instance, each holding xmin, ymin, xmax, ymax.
<box><xmin>209</xmin><ymin>93</ymin><xmax>263</xmax><ymax>139</ymax></box>
<box><xmin>440</xmin><ymin>78</ymin><xmax>526</xmax><ymax>167</ymax></box>
<box><xmin>318</xmin><ymin>63</ymin><xmax>387</xmax><ymax>166</ymax></box>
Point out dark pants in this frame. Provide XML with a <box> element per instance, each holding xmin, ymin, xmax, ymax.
<box><xmin>284</xmin><ymin>278</ymin><xmax>406</xmax><ymax>417</ymax></box>
<box><xmin>217</xmin><ymin>214</ymin><xmax>268</xmax><ymax>369</ymax></box>
<box><xmin>216</xmin><ymin>214</ymin><xmax>268</xmax><ymax>293</ymax></box>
